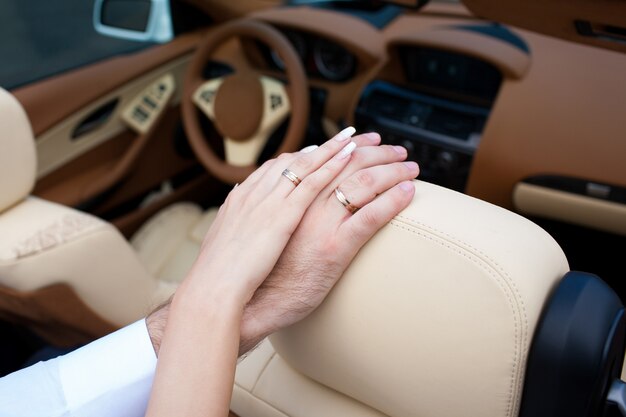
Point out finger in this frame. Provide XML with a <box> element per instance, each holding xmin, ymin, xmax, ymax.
<box><xmin>327</xmin><ymin>145</ymin><xmax>408</xmax><ymax>190</ymax></box>
<box><xmin>351</xmin><ymin>144</ymin><xmax>407</xmax><ymax>169</ymax></box>
<box><xmin>244</xmin><ymin>152</ymin><xmax>299</xmax><ymax>199</ymax></box>
<box><xmin>299</xmin><ymin>132</ymin><xmax>379</xmax><ymax>155</ymax></box>
<box><xmin>340</xmin><ymin>181</ymin><xmax>415</xmax><ymax>249</ymax></box>
<box><xmin>352</xmin><ymin>132</ymin><xmax>381</xmax><ymax>147</ymax></box>
<box><xmin>333</xmin><ymin>161</ymin><xmax>419</xmax><ymax>211</ymax></box>
<box><xmin>272</xmin><ymin>126</ymin><xmax>357</xmax><ymax>196</ymax></box>
<box><xmin>288</xmin><ymin>140</ymin><xmax>357</xmax><ymax>208</ymax></box>
<box><xmin>237</xmin><ymin>156</ymin><xmax>284</xmax><ymax>193</ymax></box>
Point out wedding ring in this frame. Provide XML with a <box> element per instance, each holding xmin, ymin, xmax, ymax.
<box><xmin>334</xmin><ymin>187</ymin><xmax>359</xmax><ymax>214</ymax></box>
<box><xmin>281</xmin><ymin>168</ymin><xmax>301</xmax><ymax>187</ymax></box>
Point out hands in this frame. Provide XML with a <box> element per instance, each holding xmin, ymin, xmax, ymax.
<box><xmin>147</xmin><ymin>127</ymin><xmax>367</xmax><ymax>417</ymax></box>
<box><xmin>146</xmin><ymin>132</ymin><xmax>419</xmax><ymax>357</ymax></box>
<box><xmin>240</xmin><ymin>133</ymin><xmax>418</xmax><ymax>351</ymax></box>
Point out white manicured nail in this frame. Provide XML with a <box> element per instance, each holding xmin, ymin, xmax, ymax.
<box><xmin>334</xmin><ymin>126</ymin><xmax>356</xmax><ymax>142</ymax></box>
<box><xmin>300</xmin><ymin>145</ymin><xmax>318</xmax><ymax>153</ymax></box>
<box><xmin>337</xmin><ymin>141</ymin><xmax>356</xmax><ymax>159</ymax></box>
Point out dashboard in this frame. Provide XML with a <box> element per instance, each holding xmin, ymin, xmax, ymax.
<box><xmin>246</xmin><ymin>8</ymin><xmax>517</xmax><ymax>192</ymax></box>
<box><xmin>355</xmin><ymin>44</ymin><xmax>504</xmax><ymax>191</ymax></box>
<box><xmin>256</xmin><ymin>28</ymin><xmax>358</xmax><ymax>82</ymax></box>
<box><xmin>239</xmin><ymin>3</ymin><xmax>626</xmax><ymax>246</ymax></box>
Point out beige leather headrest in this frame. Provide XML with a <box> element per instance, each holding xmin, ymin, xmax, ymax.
<box><xmin>270</xmin><ymin>180</ymin><xmax>569</xmax><ymax>417</ymax></box>
<box><xmin>0</xmin><ymin>88</ymin><xmax>36</xmax><ymax>213</ymax></box>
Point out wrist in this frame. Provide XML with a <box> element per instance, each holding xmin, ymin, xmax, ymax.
<box><xmin>146</xmin><ymin>300</ymin><xmax>171</xmax><ymax>355</ymax></box>
<box><xmin>145</xmin><ymin>291</ymin><xmax>256</xmax><ymax>358</ymax></box>
<box><xmin>239</xmin><ymin>304</ymin><xmax>272</xmax><ymax>355</ymax></box>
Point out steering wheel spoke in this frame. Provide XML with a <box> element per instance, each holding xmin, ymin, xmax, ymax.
<box><xmin>182</xmin><ymin>19</ymin><xmax>308</xmax><ymax>184</ymax></box>
<box><xmin>192</xmin><ymin>77</ymin><xmax>225</xmax><ymax>120</ymax></box>
<box><xmin>222</xmin><ymin>77</ymin><xmax>290</xmax><ymax>167</ymax></box>
<box><xmin>259</xmin><ymin>77</ymin><xmax>291</xmax><ymax>133</ymax></box>
<box><xmin>223</xmin><ymin>134</ymin><xmax>267</xmax><ymax>166</ymax></box>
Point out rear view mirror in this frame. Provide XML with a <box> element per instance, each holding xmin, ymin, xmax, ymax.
<box><xmin>93</xmin><ymin>0</ymin><xmax>173</xmax><ymax>43</ymax></box>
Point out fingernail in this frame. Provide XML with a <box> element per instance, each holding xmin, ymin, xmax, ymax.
<box><xmin>300</xmin><ymin>145</ymin><xmax>318</xmax><ymax>153</ymax></box>
<box><xmin>403</xmin><ymin>161</ymin><xmax>419</xmax><ymax>171</ymax></box>
<box><xmin>334</xmin><ymin>126</ymin><xmax>356</xmax><ymax>142</ymax></box>
<box><xmin>394</xmin><ymin>145</ymin><xmax>407</xmax><ymax>155</ymax></box>
<box><xmin>337</xmin><ymin>141</ymin><xmax>357</xmax><ymax>159</ymax></box>
<box><xmin>399</xmin><ymin>181</ymin><xmax>414</xmax><ymax>192</ymax></box>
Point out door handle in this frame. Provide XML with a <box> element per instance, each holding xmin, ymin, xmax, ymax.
<box><xmin>71</xmin><ymin>98</ymin><xmax>119</xmax><ymax>140</ymax></box>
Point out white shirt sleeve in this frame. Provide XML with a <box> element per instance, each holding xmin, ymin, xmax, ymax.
<box><xmin>0</xmin><ymin>319</ymin><xmax>157</xmax><ymax>417</ymax></box>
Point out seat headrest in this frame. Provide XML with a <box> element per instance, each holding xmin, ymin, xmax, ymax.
<box><xmin>270</xmin><ymin>180</ymin><xmax>569</xmax><ymax>417</ymax></box>
<box><xmin>0</xmin><ymin>88</ymin><xmax>37</xmax><ymax>213</ymax></box>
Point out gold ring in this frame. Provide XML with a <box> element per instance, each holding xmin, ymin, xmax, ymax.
<box><xmin>281</xmin><ymin>168</ymin><xmax>301</xmax><ymax>187</ymax></box>
<box><xmin>334</xmin><ymin>187</ymin><xmax>359</xmax><ymax>214</ymax></box>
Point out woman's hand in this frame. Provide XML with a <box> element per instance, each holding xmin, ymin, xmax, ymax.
<box><xmin>178</xmin><ymin>126</ymin><xmax>361</xmax><ymax>306</ymax></box>
<box><xmin>147</xmin><ymin>127</ymin><xmax>362</xmax><ymax>417</ymax></box>
<box><xmin>241</xmin><ymin>137</ymin><xmax>419</xmax><ymax>347</ymax></box>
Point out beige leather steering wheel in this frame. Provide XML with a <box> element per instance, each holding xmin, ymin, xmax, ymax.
<box><xmin>182</xmin><ymin>19</ymin><xmax>309</xmax><ymax>184</ymax></box>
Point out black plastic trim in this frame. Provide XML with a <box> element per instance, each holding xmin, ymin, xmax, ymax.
<box><xmin>71</xmin><ymin>98</ymin><xmax>119</xmax><ymax>140</ymax></box>
<box><xmin>284</xmin><ymin>1</ymin><xmax>420</xmax><ymax>29</ymax></box>
<box><xmin>355</xmin><ymin>80</ymin><xmax>488</xmax><ymax>154</ymax></box>
<box><xmin>520</xmin><ymin>272</ymin><xmax>625</xmax><ymax>417</ymax></box>
<box><xmin>523</xmin><ymin>175</ymin><xmax>626</xmax><ymax>205</ymax></box>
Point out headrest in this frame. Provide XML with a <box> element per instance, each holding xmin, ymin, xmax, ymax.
<box><xmin>270</xmin><ymin>180</ymin><xmax>569</xmax><ymax>417</ymax></box>
<box><xmin>0</xmin><ymin>88</ymin><xmax>37</xmax><ymax>213</ymax></box>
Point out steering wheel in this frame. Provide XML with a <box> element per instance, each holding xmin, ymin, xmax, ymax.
<box><xmin>182</xmin><ymin>19</ymin><xmax>309</xmax><ymax>184</ymax></box>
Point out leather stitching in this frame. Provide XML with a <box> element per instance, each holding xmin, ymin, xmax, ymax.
<box><xmin>391</xmin><ymin>215</ymin><xmax>528</xmax><ymax>417</ymax></box>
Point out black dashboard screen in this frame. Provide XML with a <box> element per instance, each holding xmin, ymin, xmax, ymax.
<box><xmin>400</xmin><ymin>46</ymin><xmax>503</xmax><ymax>103</ymax></box>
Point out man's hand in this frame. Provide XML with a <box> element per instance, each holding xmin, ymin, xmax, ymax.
<box><xmin>240</xmin><ymin>136</ymin><xmax>418</xmax><ymax>351</ymax></box>
<box><xmin>146</xmin><ymin>134</ymin><xmax>419</xmax><ymax>357</ymax></box>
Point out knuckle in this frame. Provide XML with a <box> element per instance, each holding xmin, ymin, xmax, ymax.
<box><xmin>277</xmin><ymin>153</ymin><xmax>292</xmax><ymax>162</ymax></box>
<box><xmin>390</xmin><ymin>187</ymin><xmax>408</xmax><ymax>207</ymax></box>
<box><xmin>355</xmin><ymin>170</ymin><xmax>375</xmax><ymax>188</ymax></box>
<box><xmin>396</xmin><ymin>162</ymin><xmax>409</xmax><ymax>176</ymax></box>
<box><xmin>350</xmin><ymin>148</ymin><xmax>365</xmax><ymax>164</ymax></box>
<box><xmin>361</xmin><ymin>210</ymin><xmax>380</xmax><ymax>228</ymax></box>
<box><xmin>385</xmin><ymin>144</ymin><xmax>401</xmax><ymax>157</ymax></box>
<box><xmin>257</xmin><ymin>158</ymin><xmax>275</xmax><ymax>172</ymax></box>
<box><xmin>302</xmin><ymin>173</ymin><xmax>321</xmax><ymax>191</ymax></box>
<box><xmin>292</xmin><ymin>154</ymin><xmax>313</xmax><ymax>172</ymax></box>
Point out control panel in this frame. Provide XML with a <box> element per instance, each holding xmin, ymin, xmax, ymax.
<box><xmin>355</xmin><ymin>80</ymin><xmax>491</xmax><ymax>191</ymax></box>
<box><xmin>122</xmin><ymin>74</ymin><xmax>175</xmax><ymax>134</ymax></box>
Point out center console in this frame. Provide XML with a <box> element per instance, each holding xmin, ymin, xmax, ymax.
<box><xmin>355</xmin><ymin>46</ymin><xmax>503</xmax><ymax>191</ymax></box>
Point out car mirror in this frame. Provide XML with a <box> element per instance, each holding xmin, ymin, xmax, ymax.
<box><xmin>93</xmin><ymin>0</ymin><xmax>173</xmax><ymax>43</ymax></box>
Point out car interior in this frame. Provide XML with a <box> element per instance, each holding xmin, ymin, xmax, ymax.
<box><xmin>1</xmin><ymin>0</ymin><xmax>626</xmax><ymax>415</ymax></box>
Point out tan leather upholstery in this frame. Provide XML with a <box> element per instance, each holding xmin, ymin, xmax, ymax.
<box><xmin>0</xmin><ymin>197</ymin><xmax>174</xmax><ymax>325</ymax></box>
<box><xmin>0</xmin><ymin>88</ymin><xmax>37</xmax><ymax>213</ymax></box>
<box><xmin>131</xmin><ymin>203</ymin><xmax>218</xmax><ymax>283</ymax></box>
<box><xmin>0</xmin><ymin>88</ymin><xmax>175</xmax><ymax>327</ymax></box>
<box><xmin>232</xmin><ymin>180</ymin><xmax>569</xmax><ymax>417</ymax></box>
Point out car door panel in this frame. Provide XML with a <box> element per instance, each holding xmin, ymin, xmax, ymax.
<box><xmin>8</xmin><ymin>32</ymin><xmax>215</xmax><ymax>233</ymax></box>
<box><xmin>12</xmin><ymin>31</ymin><xmax>202</xmax><ymax>136</ymax></box>
<box><xmin>465</xmin><ymin>29</ymin><xmax>626</xmax><ymax>222</ymax></box>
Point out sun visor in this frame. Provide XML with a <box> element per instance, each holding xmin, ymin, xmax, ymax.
<box><xmin>462</xmin><ymin>0</ymin><xmax>626</xmax><ymax>54</ymax></box>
